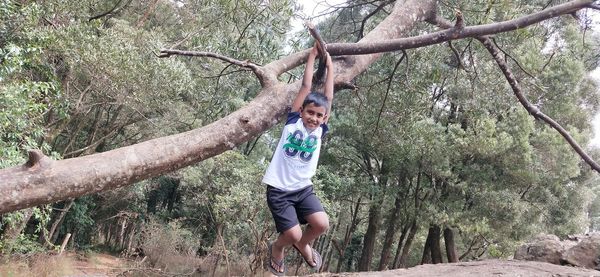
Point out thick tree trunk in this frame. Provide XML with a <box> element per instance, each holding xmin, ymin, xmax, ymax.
<box><xmin>0</xmin><ymin>0</ymin><xmax>436</xmax><ymax>215</ymax></box>
<box><xmin>430</xmin><ymin>225</ymin><xmax>443</xmax><ymax>264</ymax></box>
<box><xmin>444</xmin><ymin>227</ymin><xmax>459</xmax><ymax>263</ymax></box>
<box><xmin>395</xmin><ymin>219</ymin><xmax>418</xmax><ymax>268</ymax></box>
<box><xmin>357</xmin><ymin>202</ymin><xmax>382</xmax><ymax>271</ymax></box>
<box><xmin>378</xmin><ymin>195</ymin><xmax>403</xmax><ymax>270</ymax></box>
<box><xmin>422</xmin><ymin>225</ymin><xmax>443</xmax><ymax>264</ymax></box>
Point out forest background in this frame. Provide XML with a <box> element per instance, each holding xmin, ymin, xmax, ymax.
<box><xmin>1</xmin><ymin>0</ymin><xmax>600</xmax><ymax>276</ymax></box>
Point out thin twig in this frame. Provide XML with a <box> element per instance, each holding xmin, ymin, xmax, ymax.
<box><xmin>447</xmin><ymin>41</ymin><xmax>468</xmax><ymax>71</ymax></box>
<box><xmin>159</xmin><ymin>49</ymin><xmax>272</xmax><ymax>87</ymax></box>
<box><xmin>375</xmin><ymin>52</ymin><xmax>406</xmax><ymax>133</ymax></box>
<box><xmin>491</xmin><ymin>38</ymin><xmax>535</xmax><ymax>79</ymax></box>
<box><xmin>159</xmin><ymin>49</ymin><xmax>258</xmax><ymax>70</ymax></box>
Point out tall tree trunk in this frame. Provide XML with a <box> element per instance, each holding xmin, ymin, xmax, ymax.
<box><xmin>420</xmin><ymin>225</ymin><xmax>433</xmax><ymax>264</ymax></box>
<box><xmin>430</xmin><ymin>224</ymin><xmax>443</xmax><ymax>264</ymax></box>
<box><xmin>391</xmin><ymin>223</ymin><xmax>410</xmax><ymax>268</ymax></box>
<box><xmin>378</xmin><ymin>195</ymin><xmax>403</xmax><ymax>270</ymax></box>
<box><xmin>444</xmin><ymin>227</ymin><xmax>459</xmax><ymax>263</ymax></box>
<box><xmin>320</xmin><ymin>217</ymin><xmax>337</xmax><ymax>272</ymax></box>
<box><xmin>118</xmin><ymin>218</ymin><xmax>127</xmax><ymax>250</ymax></box>
<box><xmin>48</xmin><ymin>200</ymin><xmax>74</xmax><ymax>245</ymax></box>
<box><xmin>335</xmin><ymin>196</ymin><xmax>362</xmax><ymax>273</ymax></box>
<box><xmin>1</xmin><ymin>208</ymin><xmax>34</xmax><ymax>256</ymax></box>
<box><xmin>357</xmin><ymin>202</ymin><xmax>382</xmax><ymax>271</ymax></box>
<box><xmin>358</xmin><ymin>155</ymin><xmax>391</xmax><ymax>272</ymax></box>
<box><xmin>395</xmin><ymin>219</ymin><xmax>418</xmax><ymax>268</ymax></box>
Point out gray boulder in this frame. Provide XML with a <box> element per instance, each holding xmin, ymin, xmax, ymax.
<box><xmin>560</xmin><ymin>233</ymin><xmax>600</xmax><ymax>269</ymax></box>
<box><xmin>514</xmin><ymin>233</ymin><xmax>600</xmax><ymax>271</ymax></box>
<box><xmin>514</xmin><ymin>234</ymin><xmax>568</xmax><ymax>265</ymax></box>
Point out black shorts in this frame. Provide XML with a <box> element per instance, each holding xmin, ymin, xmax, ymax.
<box><xmin>266</xmin><ymin>185</ymin><xmax>325</xmax><ymax>233</ymax></box>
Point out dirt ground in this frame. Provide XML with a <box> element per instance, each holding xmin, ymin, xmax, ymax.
<box><xmin>67</xmin><ymin>252</ymin><xmax>134</xmax><ymax>276</ymax></box>
<box><xmin>4</xmin><ymin>252</ymin><xmax>600</xmax><ymax>276</ymax></box>
<box><xmin>314</xmin><ymin>260</ymin><xmax>600</xmax><ymax>277</ymax></box>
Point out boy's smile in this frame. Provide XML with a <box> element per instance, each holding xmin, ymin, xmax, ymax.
<box><xmin>300</xmin><ymin>103</ymin><xmax>328</xmax><ymax>131</ymax></box>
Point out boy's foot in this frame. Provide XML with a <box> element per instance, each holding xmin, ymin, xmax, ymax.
<box><xmin>268</xmin><ymin>243</ymin><xmax>286</xmax><ymax>276</ymax></box>
<box><xmin>292</xmin><ymin>243</ymin><xmax>322</xmax><ymax>270</ymax></box>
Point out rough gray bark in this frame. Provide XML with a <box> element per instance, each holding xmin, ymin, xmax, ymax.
<box><xmin>430</xmin><ymin>225</ymin><xmax>443</xmax><ymax>264</ymax></box>
<box><xmin>0</xmin><ymin>0</ymin><xmax>596</xmax><ymax>214</ymax></box>
<box><xmin>444</xmin><ymin>227</ymin><xmax>459</xmax><ymax>263</ymax></box>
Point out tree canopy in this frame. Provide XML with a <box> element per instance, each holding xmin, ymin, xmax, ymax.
<box><xmin>1</xmin><ymin>0</ymin><xmax>600</xmax><ymax>274</ymax></box>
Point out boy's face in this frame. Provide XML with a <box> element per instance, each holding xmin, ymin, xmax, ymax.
<box><xmin>300</xmin><ymin>103</ymin><xmax>328</xmax><ymax>131</ymax></box>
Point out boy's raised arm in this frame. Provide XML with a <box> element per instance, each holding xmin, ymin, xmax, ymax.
<box><xmin>323</xmin><ymin>53</ymin><xmax>334</xmax><ymax>117</ymax></box>
<box><xmin>291</xmin><ymin>46</ymin><xmax>319</xmax><ymax>113</ymax></box>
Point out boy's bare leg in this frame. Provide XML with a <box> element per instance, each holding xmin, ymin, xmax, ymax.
<box><xmin>271</xmin><ymin>225</ymin><xmax>302</xmax><ymax>273</ymax></box>
<box><xmin>295</xmin><ymin>211</ymin><xmax>329</xmax><ymax>266</ymax></box>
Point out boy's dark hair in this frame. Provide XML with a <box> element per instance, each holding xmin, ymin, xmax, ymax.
<box><xmin>302</xmin><ymin>92</ymin><xmax>330</xmax><ymax>112</ymax></box>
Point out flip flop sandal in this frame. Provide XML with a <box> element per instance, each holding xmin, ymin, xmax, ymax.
<box><xmin>267</xmin><ymin>243</ymin><xmax>286</xmax><ymax>276</ymax></box>
<box><xmin>292</xmin><ymin>244</ymin><xmax>323</xmax><ymax>270</ymax></box>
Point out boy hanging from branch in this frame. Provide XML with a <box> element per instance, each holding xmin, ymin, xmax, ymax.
<box><xmin>262</xmin><ymin>39</ymin><xmax>334</xmax><ymax>276</ymax></box>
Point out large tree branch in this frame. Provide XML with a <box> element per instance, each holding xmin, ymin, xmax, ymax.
<box><xmin>428</xmin><ymin>14</ymin><xmax>600</xmax><ymax>173</ymax></box>
<box><xmin>179</xmin><ymin>0</ymin><xmax>592</xmax><ymax>75</ymax></box>
<box><xmin>325</xmin><ymin>0</ymin><xmax>593</xmax><ymax>55</ymax></box>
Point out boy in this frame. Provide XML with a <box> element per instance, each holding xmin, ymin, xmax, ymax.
<box><xmin>262</xmin><ymin>44</ymin><xmax>334</xmax><ymax>276</ymax></box>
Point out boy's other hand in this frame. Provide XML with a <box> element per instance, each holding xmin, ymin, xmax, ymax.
<box><xmin>310</xmin><ymin>44</ymin><xmax>319</xmax><ymax>57</ymax></box>
<box><xmin>325</xmin><ymin>53</ymin><xmax>332</xmax><ymax>65</ymax></box>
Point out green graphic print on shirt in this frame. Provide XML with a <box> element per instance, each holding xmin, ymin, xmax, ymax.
<box><xmin>283</xmin><ymin>130</ymin><xmax>318</xmax><ymax>163</ymax></box>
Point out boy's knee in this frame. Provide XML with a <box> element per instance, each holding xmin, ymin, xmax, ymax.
<box><xmin>312</xmin><ymin>218</ymin><xmax>329</xmax><ymax>234</ymax></box>
<box><xmin>282</xmin><ymin>228</ymin><xmax>302</xmax><ymax>243</ymax></box>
